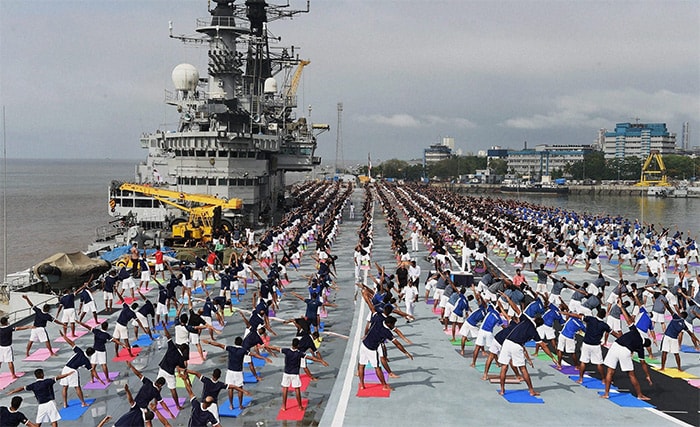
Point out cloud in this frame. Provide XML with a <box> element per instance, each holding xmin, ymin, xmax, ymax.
<box><xmin>501</xmin><ymin>88</ymin><xmax>698</xmax><ymax>130</ymax></box>
<box><xmin>357</xmin><ymin>114</ymin><xmax>477</xmax><ymax>129</ymax></box>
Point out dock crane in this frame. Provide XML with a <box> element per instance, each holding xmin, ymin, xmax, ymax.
<box><xmin>115</xmin><ymin>183</ymin><xmax>243</xmax><ymax>243</ymax></box>
<box><xmin>635</xmin><ymin>150</ymin><xmax>670</xmax><ymax>187</ymax></box>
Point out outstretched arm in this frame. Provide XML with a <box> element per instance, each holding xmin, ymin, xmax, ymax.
<box><xmin>125</xmin><ymin>360</ymin><xmax>144</xmax><ymax>380</ymax></box>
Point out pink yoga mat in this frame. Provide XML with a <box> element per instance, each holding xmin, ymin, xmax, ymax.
<box><xmin>24</xmin><ymin>348</ymin><xmax>59</xmax><ymax>362</ymax></box>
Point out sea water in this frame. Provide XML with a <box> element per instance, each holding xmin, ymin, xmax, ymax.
<box><xmin>0</xmin><ymin>159</ymin><xmax>133</xmax><ymax>279</ymax></box>
<box><xmin>1</xmin><ymin>159</ymin><xmax>698</xmax><ymax>279</ymax></box>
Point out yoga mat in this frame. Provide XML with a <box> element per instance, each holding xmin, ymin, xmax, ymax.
<box><xmin>213</xmin><ymin>321</ymin><xmax>226</xmax><ymax>331</ymax></box>
<box><xmin>523</xmin><ymin>340</ymin><xmax>536</xmax><ymax>347</ymax></box>
<box><xmin>243</xmin><ymin>372</ymin><xmax>259</xmax><ymax>383</ymax></box>
<box><xmin>681</xmin><ymin>345</ymin><xmax>700</xmax><ymax>353</ymax></box>
<box><xmin>499</xmin><ymin>389</ymin><xmax>544</xmax><ymax>404</ymax></box>
<box><xmin>276</xmin><ymin>398</ymin><xmax>309</xmax><ymax>421</ymax></box>
<box><xmin>597</xmin><ymin>392</ymin><xmax>655</xmax><ymax>408</ymax></box>
<box><xmin>356</xmin><ymin>383</ymin><xmax>391</xmax><ymax>398</ymax></box>
<box><xmin>286</xmin><ymin>374</ymin><xmax>312</xmax><ymax>392</ymax></box>
<box><xmin>112</xmin><ymin>347</ymin><xmax>142</xmax><ymax>362</ymax></box>
<box><xmin>56</xmin><ymin>329</ymin><xmax>89</xmax><ymax>342</ymax></box>
<box><xmin>0</xmin><ymin>372</ymin><xmax>25</xmax><ymax>389</ymax></box>
<box><xmin>59</xmin><ymin>398</ymin><xmax>96</xmax><ymax>421</ymax></box>
<box><xmin>489</xmin><ymin>377</ymin><xmax>521</xmax><ymax>384</ymax></box>
<box><xmin>175</xmin><ymin>373</ymin><xmax>197</xmax><ymax>389</ymax></box>
<box><xmin>363</xmin><ymin>369</ymin><xmax>389</xmax><ymax>383</ymax></box>
<box><xmin>161</xmin><ymin>397</ymin><xmax>187</xmax><ymax>419</ymax></box>
<box><xmin>432</xmin><ymin>308</ymin><xmax>442</xmax><ymax>315</ymax></box>
<box><xmin>567</xmin><ymin>375</ymin><xmax>616</xmax><ymax>390</ymax></box>
<box><xmin>83</xmin><ymin>318</ymin><xmax>104</xmax><ymax>328</ymax></box>
<box><xmin>154</xmin><ymin>321</ymin><xmax>175</xmax><ymax>331</ymax></box>
<box><xmin>188</xmin><ymin>351</ymin><xmax>208</xmax><ymax>365</ymax></box>
<box><xmin>24</xmin><ymin>348</ymin><xmax>59</xmax><ymax>362</ymax></box>
<box><xmin>651</xmin><ymin>367</ymin><xmax>698</xmax><ymax>379</ymax></box>
<box><xmin>218</xmin><ymin>399</ymin><xmax>251</xmax><ymax>418</ymax></box>
<box><xmin>168</xmin><ymin>308</ymin><xmax>178</xmax><ymax>318</ymax></box>
<box><xmin>686</xmin><ymin>379</ymin><xmax>700</xmax><ymax>388</ymax></box>
<box><xmin>243</xmin><ymin>358</ymin><xmax>266</xmax><ymax>368</ymax></box>
<box><xmin>83</xmin><ymin>372</ymin><xmax>120</xmax><ymax>390</ymax></box>
<box><xmin>310</xmin><ymin>322</ymin><xmax>325</xmax><ymax>333</ymax></box>
<box><xmin>474</xmin><ymin>362</ymin><xmax>500</xmax><ymax>374</ymax></box>
<box><xmin>425</xmin><ymin>298</ymin><xmax>435</xmax><ymax>305</ymax></box>
<box><xmin>133</xmin><ymin>334</ymin><xmax>160</xmax><ymax>348</ymax></box>
<box><xmin>551</xmin><ymin>364</ymin><xmax>578</xmax><ymax>375</ymax></box>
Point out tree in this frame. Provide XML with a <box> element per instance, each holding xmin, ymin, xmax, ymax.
<box><xmin>380</xmin><ymin>159</ymin><xmax>410</xmax><ymax>179</ymax></box>
<box><xmin>489</xmin><ymin>158</ymin><xmax>508</xmax><ymax>176</ymax></box>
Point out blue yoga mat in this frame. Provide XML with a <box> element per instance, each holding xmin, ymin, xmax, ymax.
<box><xmin>133</xmin><ymin>333</ymin><xmax>160</xmax><ymax>347</ymax></box>
<box><xmin>59</xmin><ymin>399</ymin><xmax>96</xmax><ymax>421</ymax></box>
<box><xmin>219</xmin><ymin>396</ymin><xmax>253</xmax><ymax>417</ymax></box>
<box><xmin>568</xmin><ymin>375</ymin><xmax>616</xmax><ymax>390</ymax></box>
<box><xmin>243</xmin><ymin>372</ymin><xmax>258</xmax><ymax>383</ymax></box>
<box><xmin>597</xmin><ymin>392</ymin><xmax>655</xmax><ymax>408</ymax></box>
<box><xmin>681</xmin><ymin>345</ymin><xmax>700</xmax><ymax>353</ymax></box>
<box><xmin>155</xmin><ymin>321</ymin><xmax>175</xmax><ymax>331</ymax></box>
<box><xmin>499</xmin><ymin>389</ymin><xmax>544</xmax><ymax>404</ymax></box>
<box><xmin>243</xmin><ymin>358</ymin><xmax>266</xmax><ymax>368</ymax></box>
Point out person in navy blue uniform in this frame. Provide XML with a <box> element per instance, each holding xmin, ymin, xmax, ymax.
<box><xmin>280</xmin><ymin>338</ymin><xmax>327</xmax><ymax>412</ymax></box>
<box><xmin>7</xmin><ymin>368</ymin><xmax>74</xmax><ymax>427</ymax></box>
<box><xmin>357</xmin><ymin>316</ymin><xmax>413</xmax><ymax>391</ymax></box>
<box><xmin>0</xmin><ymin>316</ymin><xmax>33</xmax><ymax>379</ymax></box>
<box><xmin>180</xmin><ymin>371</ymin><xmax>222</xmax><ymax>427</ymax></box>
<box><xmin>601</xmin><ymin>300</ymin><xmax>653</xmax><ymax>400</ymax></box>
<box><xmin>101</xmin><ymin>269</ymin><xmax>118</xmax><ymax>314</ymax></box>
<box><xmin>201</xmin><ymin>338</ymin><xmax>263</xmax><ymax>410</ymax></box>
<box><xmin>57</xmin><ymin>332</ymin><xmax>96</xmax><ymax>408</ymax></box>
<box><xmin>77</xmin><ymin>319</ymin><xmax>126</xmax><ymax>383</ymax></box>
<box><xmin>0</xmin><ymin>396</ymin><xmax>37</xmax><ymax>427</ymax></box>
<box><xmin>124</xmin><ymin>360</ymin><xmax>174</xmax><ymax>420</ymax></box>
<box><xmin>21</xmin><ymin>295</ymin><xmax>65</xmax><ymax>358</ymax></box>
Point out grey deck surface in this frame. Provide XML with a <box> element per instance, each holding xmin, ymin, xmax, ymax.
<box><xmin>4</xmin><ymin>187</ymin><xmax>697</xmax><ymax>426</ymax></box>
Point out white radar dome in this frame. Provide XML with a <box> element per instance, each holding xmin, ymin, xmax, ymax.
<box><xmin>171</xmin><ymin>63</ymin><xmax>199</xmax><ymax>91</ymax></box>
<box><xmin>264</xmin><ymin>77</ymin><xmax>277</xmax><ymax>94</ymax></box>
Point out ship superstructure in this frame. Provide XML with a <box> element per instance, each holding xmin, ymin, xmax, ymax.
<box><xmin>110</xmin><ymin>0</ymin><xmax>328</xmax><ymax>229</ymax></box>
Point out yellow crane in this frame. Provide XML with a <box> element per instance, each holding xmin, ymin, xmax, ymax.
<box><xmin>286</xmin><ymin>59</ymin><xmax>310</xmax><ymax>99</ymax></box>
<box><xmin>635</xmin><ymin>150</ymin><xmax>670</xmax><ymax>187</ymax></box>
<box><xmin>117</xmin><ymin>183</ymin><xmax>243</xmax><ymax>242</ymax></box>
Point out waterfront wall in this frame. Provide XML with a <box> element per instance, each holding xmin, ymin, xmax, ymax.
<box><xmin>437</xmin><ymin>183</ymin><xmax>648</xmax><ymax>196</ymax></box>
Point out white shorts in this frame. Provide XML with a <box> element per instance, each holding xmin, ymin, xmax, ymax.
<box><xmin>36</xmin><ymin>400</ymin><xmax>61</xmax><ymax>423</ymax></box>
<box><xmin>189</xmin><ymin>332</ymin><xmax>200</xmax><ymax>345</ymax></box>
<box><xmin>29</xmin><ymin>328</ymin><xmax>49</xmax><ymax>343</ymax></box>
<box><xmin>444</xmin><ymin>303</ymin><xmax>455</xmax><ymax>319</ymax></box>
<box><xmin>156</xmin><ymin>303</ymin><xmax>168</xmax><ymax>316</ymax></box>
<box><xmin>432</xmin><ymin>288</ymin><xmax>444</xmax><ymax>302</ymax></box>
<box><xmin>220</xmin><ymin>289</ymin><xmax>232</xmax><ymax>300</ymax></box>
<box><xmin>0</xmin><ymin>345</ymin><xmax>13</xmax><ymax>363</ymax></box>
<box><xmin>603</xmin><ymin>342</ymin><xmax>634</xmax><ymax>372</ymax></box>
<box><xmin>59</xmin><ymin>366</ymin><xmax>79</xmax><ymax>387</ymax></box>
<box><xmin>90</xmin><ymin>351</ymin><xmax>107</xmax><ymax>365</ymax></box>
<box><xmin>579</xmin><ymin>342</ymin><xmax>604</xmax><ymax>364</ymax></box>
<box><xmin>155</xmin><ymin>263</ymin><xmax>165</xmax><ymax>272</ymax></box>
<box><xmin>459</xmin><ymin>322</ymin><xmax>479</xmax><ymax>339</ymax></box>
<box><xmin>606</xmin><ymin>317</ymin><xmax>621</xmax><ymax>332</ymax></box>
<box><xmin>498</xmin><ymin>339</ymin><xmax>526</xmax><ymax>367</ymax></box>
<box><xmin>651</xmin><ymin>312</ymin><xmax>666</xmax><ymax>323</ymax></box>
<box><xmin>61</xmin><ymin>308</ymin><xmax>76</xmax><ymax>324</ymax></box>
<box><xmin>103</xmin><ymin>292</ymin><xmax>114</xmax><ymax>302</ymax></box>
<box><xmin>281</xmin><ymin>373</ymin><xmax>301</xmax><ymax>388</ymax></box>
<box><xmin>158</xmin><ymin>368</ymin><xmax>176</xmax><ymax>389</ymax></box>
<box><xmin>448</xmin><ymin>312</ymin><xmax>464</xmax><ymax>323</ymax></box>
<box><xmin>358</xmin><ymin>343</ymin><xmax>379</xmax><ymax>366</ymax></box>
<box><xmin>557</xmin><ymin>335</ymin><xmax>576</xmax><ymax>354</ymax></box>
<box><xmin>475</xmin><ymin>329</ymin><xmax>494</xmax><ymax>348</ymax></box>
<box><xmin>140</xmin><ymin>270</ymin><xmax>151</xmax><ymax>281</ymax></box>
<box><xmin>488</xmin><ymin>339</ymin><xmax>502</xmax><ymax>355</ymax></box>
<box><xmin>660</xmin><ymin>336</ymin><xmax>680</xmax><ymax>354</ymax></box>
<box><xmin>113</xmin><ymin>323</ymin><xmax>129</xmax><ymax>340</ymax></box>
<box><xmin>438</xmin><ymin>294</ymin><xmax>449</xmax><ymax>309</ymax></box>
<box><xmin>193</xmin><ymin>270</ymin><xmax>204</xmax><ymax>282</ymax></box>
<box><xmin>131</xmin><ymin>312</ymin><xmax>148</xmax><ymax>329</ymax></box>
<box><xmin>122</xmin><ymin>277</ymin><xmax>136</xmax><ymax>290</ymax></box>
<box><xmin>537</xmin><ymin>324</ymin><xmax>556</xmax><ymax>341</ymax></box>
<box><xmin>81</xmin><ymin>301</ymin><xmax>97</xmax><ymax>315</ymax></box>
<box><xmin>225</xmin><ymin>370</ymin><xmax>244</xmax><ymax>387</ymax></box>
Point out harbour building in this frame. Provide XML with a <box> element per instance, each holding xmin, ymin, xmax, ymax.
<box><xmin>506</xmin><ymin>144</ymin><xmax>594</xmax><ymax>179</ymax></box>
<box><xmin>603</xmin><ymin>122</ymin><xmax>677</xmax><ymax>159</ymax></box>
<box><xmin>423</xmin><ymin>137</ymin><xmax>454</xmax><ymax>165</ymax></box>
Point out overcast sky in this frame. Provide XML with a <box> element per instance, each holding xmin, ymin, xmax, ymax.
<box><xmin>1</xmin><ymin>0</ymin><xmax>698</xmax><ymax>165</ymax></box>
